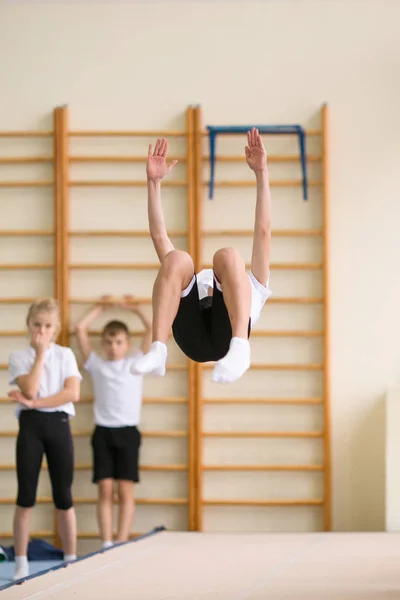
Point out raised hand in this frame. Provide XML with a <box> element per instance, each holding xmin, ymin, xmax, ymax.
<box><xmin>97</xmin><ymin>295</ymin><xmax>114</xmax><ymax>309</ymax></box>
<box><xmin>146</xmin><ymin>138</ymin><xmax>178</xmax><ymax>181</ymax></box>
<box><xmin>120</xmin><ymin>294</ymin><xmax>136</xmax><ymax>310</ymax></box>
<box><xmin>31</xmin><ymin>333</ymin><xmax>50</xmax><ymax>355</ymax></box>
<box><xmin>245</xmin><ymin>128</ymin><xmax>267</xmax><ymax>173</ymax></box>
<box><xmin>8</xmin><ymin>390</ymin><xmax>34</xmax><ymax>409</ymax></box>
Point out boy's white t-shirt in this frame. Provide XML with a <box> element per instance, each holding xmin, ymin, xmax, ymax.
<box><xmin>195</xmin><ymin>268</ymin><xmax>272</xmax><ymax>327</ymax></box>
<box><xmin>84</xmin><ymin>352</ymin><xmax>143</xmax><ymax>428</ymax></box>
<box><xmin>8</xmin><ymin>343</ymin><xmax>82</xmax><ymax>417</ymax></box>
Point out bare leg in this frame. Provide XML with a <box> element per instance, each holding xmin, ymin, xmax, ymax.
<box><xmin>131</xmin><ymin>250</ymin><xmax>194</xmax><ymax>376</ymax></box>
<box><xmin>213</xmin><ymin>247</ymin><xmax>251</xmax><ymax>338</ymax></box>
<box><xmin>97</xmin><ymin>479</ymin><xmax>114</xmax><ymax>548</ymax></box>
<box><xmin>13</xmin><ymin>506</ymin><xmax>31</xmax><ymax>579</ymax></box>
<box><xmin>56</xmin><ymin>507</ymin><xmax>77</xmax><ymax>557</ymax></box>
<box><xmin>212</xmin><ymin>247</ymin><xmax>252</xmax><ymax>384</ymax></box>
<box><xmin>116</xmin><ymin>481</ymin><xmax>135</xmax><ymax>542</ymax></box>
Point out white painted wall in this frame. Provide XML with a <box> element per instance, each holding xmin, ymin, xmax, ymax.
<box><xmin>0</xmin><ymin>1</ymin><xmax>399</xmax><ymax>548</ymax></box>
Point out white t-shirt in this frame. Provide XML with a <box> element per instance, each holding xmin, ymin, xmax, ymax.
<box><xmin>84</xmin><ymin>352</ymin><xmax>143</xmax><ymax>428</ymax></box>
<box><xmin>8</xmin><ymin>343</ymin><xmax>82</xmax><ymax>417</ymax></box>
<box><xmin>194</xmin><ymin>268</ymin><xmax>272</xmax><ymax>327</ymax></box>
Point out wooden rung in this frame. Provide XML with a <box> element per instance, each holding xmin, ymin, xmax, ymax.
<box><xmin>0</xmin><ymin>463</ymin><xmax>187</xmax><ymax>471</ymax></box>
<box><xmin>0</xmin><ymin>131</ymin><xmax>53</xmax><ymax>138</ymax></box>
<box><xmin>0</xmin><ymin>395</ymin><xmax>188</xmax><ymax>404</ymax></box>
<box><xmin>269</xmin><ymin>297</ymin><xmax>323</xmax><ymax>305</ymax></box>
<box><xmin>0</xmin><ymin>331</ymin><xmax>26</xmax><ymax>337</ymax></box>
<box><xmin>0</xmin><ymin>181</ymin><xmax>53</xmax><ymax>187</ymax></box>
<box><xmin>250</xmin><ymin>330</ymin><xmax>323</xmax><ymax>338</ymax></box>
<box><xmin>202</xmin><ymin>464</ymin><xmax>324</xmax><ymax>472</ymax></box>
<box><xmin>203</xmin><ymin>154</ymin><xmax>321</xmax><ymax>164</ymax></box>
<box><xmin>0</xmin><ymin>230</ymin><xmax>53</xmax><ymax>237</ymax></box>
<box><xmin>70</xmin><ymin>155</ymin><xmax>186</xmax><ymax>163</ymax></box>
<box><xmin>203</xmin><ymin>229</ymin><xmax>322</xmax><ymax>238</ymax></box>
<box><xmin>0</xmin><ymin>157</ymin><xmax>53</xmax><ymax>164</ymax></box>
<box><xmin>70</xmin><ymin>329</ymin><xmax>152</xmax><ymax>338</ymax></box>
<box><xmin>69</xmin><ymin>180</ymin><xmax>186</xmax><ymax>187</ymax></box>
<box><xmin>0</xmin><ymin>429</ymin><xmax>188</xmax><ymax>438</ymax></box>
<box><xmin>0</xmin><ymin>264</ymin><xmax>53</xmax><ymax>270</ymax></box>
<box><xmin>69</xmin><ymin>130</ymin><xmax>186</xmax><ymax>138</ymax></box>
<box><xmin>203</xmin><ymin>499</ymin><xmax>323</xmax><ymax>506</ymax></box>
<box><xmin>202</xmin><ymin>431</ymin><xmax>324</xmax><ymax>438</ymax></box>
<box><xmin>0</xmin><ymin>497</ymin><xmax>187</xmax><ymax>505</ymax></box>
<box><xmin>69</xmin><ymin>230</ymin><xmax>186</xmax><ymax>238</ymax></box>
<box><xmin>69</xmin><ymin>296</ymin><xmax>153</xmax><ymax>305</ymax></box>
<box><xmin>69</xmin><ymin>263</ymin><xmax>160</xmax><ymax>270</ymax></box>
<box><xmin>201</xmin><ymin>363</ymin><xmax>324</xmax><ymax>371</ymax></box>
<box><xmin>205</xmin><ymin>180</ymin><xmax>321</xmax><ymax>188</ymax></box>
<box><xmin>76</xmin><ymin>532</ymin><xmax>145</xmax><ymax>540</ymax></box>
<box><xmin>200</xmin><ymin>129</ymin><xmax>322</xmax><ymax>137</ymax></box>
<box><xmin>0</xmin><ymin>297</ymin><xmax>38</xmax><ymax>304</ymax></box>
<box><xmin>203</xmin><ymin>397</ymin><xmax>323</xmax><ymax>405</ymax></box>
<box><xmin>206</xmin><ymin>263</ymin><xmax>324</xmax><ymax>271</ymax></box>
<box><xmin>0</xmin><ymin>531</ymin><xmax>53</xmax><ymax>538</ymax></box>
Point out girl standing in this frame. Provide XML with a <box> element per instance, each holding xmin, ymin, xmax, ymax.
<box><xmin>8</xmin><ymin>298</ymin><xmax>82</xmax><ymax>580</ymax></box>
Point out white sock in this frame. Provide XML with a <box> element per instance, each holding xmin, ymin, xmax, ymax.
<box><xmin>13</xmin><ymin>555</ymin><xmax>29</xmax><ymax>580</ymax></box>
<box><xmin>212</xmin><ymin>337</ymin><xmax>251</xmax><ymax>384</ymax></box>
<box><xmin>102</xmin><ymin>541</ymin><xmax>113</xmax><ymax>550</ymax></box>
<box><xmin>130</xmin><ymin>341</ymin><xmax>167</xmax><ymax>377</ymax></box>
<box><xmin>64</xmin><ymin>554</ymin><xmax>76</xmax><ymax>562</ymax></box>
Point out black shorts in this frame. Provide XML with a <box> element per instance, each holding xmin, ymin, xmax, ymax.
<box><xmin>91</xmin><ymin>425</ymin><xmax>141</xmax><ymax>484</ymax></box>
<box><xmin>172</xmin><ymin>274</ymin><xmax>251</xmax><ymax>363</ymax></box>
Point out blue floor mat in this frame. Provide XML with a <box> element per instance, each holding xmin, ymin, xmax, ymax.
<box><xmin>0</xmin><ymin>560</ymin><xmax>63</xmax><ymax>588</ymax></box>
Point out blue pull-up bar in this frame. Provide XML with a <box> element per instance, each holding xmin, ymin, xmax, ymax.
<box><xmin>206</xmin><ymin>125</ymin><xmax>307</xmax><ymax>201</ymax></box>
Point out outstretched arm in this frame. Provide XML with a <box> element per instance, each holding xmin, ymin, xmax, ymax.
<box><xmin>245</xmin><ymin>128</ymin><xmax>271</xmax><ymax>286</ymax></box>
<box><xmin>75</xmin><ymin>296</ymin><xmax>112</xmax><ymax>363</ymax></box>
<box><xmin>120</xmin><ymin>295</ymin><xmax>152</xmax><ymax>354</ymax></box>
<box><xmin>147</xmin><ymin>138</ymin><xmax>178</xmax><ymax>263</ymax></box>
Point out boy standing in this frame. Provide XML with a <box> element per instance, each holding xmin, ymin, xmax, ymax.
<box><xmin>75</xmin><ymin>295</ymin><xmax>151</xmax><ymax>549</ymax></box>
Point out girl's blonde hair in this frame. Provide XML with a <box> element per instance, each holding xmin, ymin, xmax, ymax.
<box><xmin>26</xmin><ymin>297</ymin><xmax>61</xmax><ymax>337</ymax></box>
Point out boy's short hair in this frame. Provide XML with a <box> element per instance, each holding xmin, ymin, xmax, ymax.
<box><xmin>101</xmin><ymin>320</ymin><xmax>130</xmax><ymax>338</ymax></box>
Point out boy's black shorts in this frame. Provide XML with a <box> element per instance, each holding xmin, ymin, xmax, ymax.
<box><xmin>91</xmin><ymin>425</ymin><xmax>141</xmax><ymax>483</ymax></box>
<box><xmin>172</xmin><ymin>274</ymin><xmax>251</xmax><ymax>363</ymax></box>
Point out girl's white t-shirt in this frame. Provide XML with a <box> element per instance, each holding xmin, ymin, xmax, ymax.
<box><xmin>8</xmin><ymin>343</ymin><xmax>82</xmax><ymax>417</ymax></box>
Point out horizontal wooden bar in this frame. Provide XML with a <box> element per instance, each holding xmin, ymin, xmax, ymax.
<box><xmin>0</xmin><ymin>264</ymin><xmax>53</xmax><ymax>270</ymax></box>
<box><xmin>0</xmin><ymin>497</ymin><xmax>187</xmax><ymax>505</ymax></box>
<box><xmin>202</xmin><ymin>431</ymin><xmax>324</xmax><ymax>438</ymax></box>
<box><xmin>0</xmin><ymin>331</ymin><xmax>26</xmax><ymax>337</ymax></box>
<box><xmin>203</xmin><ymin>397</ymin><xmax>322</xmax><ymax>405</ymax></box>
<box><xmin>0</xmin><ymin>131</ymin><xmax>53</xmax><ymax>138</ymax></box>
<box><xmin>206</xmin><ymin>180</ymin><xmax>321</xmax><ymax>188</ymax></box>
<box><xmin>69</xmin><ymin>180</ymin><xmax>186</xmax><ymax>187</ymax></box>
<box><xmin>69</xmin><ymin>296</ymin><xmax>152</xmax><ymax>305</ymax></box>
<box><xmin>69</xmin><ymin>230</ymin><xmax>186</xmax><ymax>238</ymax></box>
<box><xmin>202</xmin><ymin>464</ymin><xmax>324</xmax><ymax>472</ymax></box>
<box><xmin>69</xmin><ymin>262</ymin><xmax>323</xmax><ymax>271</ymax></box>
<box><xmin>0</xmin><ymin>180</ymin><xmax>53</xmax><ymax>188</ymax></box>
<box><xmin>0</xmin><ymin>463</ymin><xmax>187</xmax><ymax>472</ymax></box>
<box><xmin>0</xmin><ymin>531</ymin><xmax>146</xmax><ymax>540</ymax></box>
<box><xmin>203</xmin><ymin>498</ymin><xmax>323</xmax><ymax>506</ymax></box>
<box><xmin>202</xmin><ymin>363</ymin><xmax>324</xmax><ymax>371</ymax></box>
<box><xmin>0</xmin><ymin>230</ymin><xmax>53</xmax><ymax>237</ymax></box>
<box><xmin>203</xmin><ymin>229</ymin><xmax>322</xmax><ymax>238</ymax></box>
<box><xmin>0</xmin><ymin>297</ymin><xmax>39</xmax><ymax>304</ymax></box>
<box><xmin>70</xmin><ymin>155</ymin><xmax>185</xmax><ymax>163</ymax></box>
<box><xmin>269</xmin><ymin>297</ymin><xmax>323</xmax><ymax>305</ymax></box>
<box><xmin>69</xmin><ymin>130</ymin><xmax>186</xmax><ymax>138</ymax></box>
<box><xmin>0</xmin><ymin>395</ymin><xmax>188</xmax><ymax>404</ymax></box>
<box><xmin>0</xmin><ymin>531</ymin><xmax>53</xmax><ymax>539</ymax></box>
<box><xmin>0</xmin><ymin>429</ymin><xmax>188</xmax><ymax>438</ymax></box>
<box><xmin>0</xmin><ymin>156</ymin><xmax>53</xmax><ymax>164</ymax></box>
<box><xmin>203</xmin><ymin>262</ymin><xmax>323</xmax><ymax>270</ymax></box>
<box><xmin>251</xmin><ymin>330</ymin><xmax>323</xmax><ymax>338</ymax></box>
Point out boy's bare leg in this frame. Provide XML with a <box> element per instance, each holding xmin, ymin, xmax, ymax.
<box><xmin>212</xmin><ymin>247</ymin><xmax>252</xmax><ymax>384</ymax></box>
<box><xmin>97</xmin><ymin>479</ymin><xmax>114</xmax><ymax>549</ymax></box>
<box><xmin>130</xmin><ymin>250</ymin><xmax>194</xmax><ymax>376</ymax></box>
<box><xmin>116</xmin><ymin>481</ymin><xmax>135</xmax><ymax>542</ymax></box>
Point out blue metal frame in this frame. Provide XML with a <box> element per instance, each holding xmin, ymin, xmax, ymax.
<box><xmin>206</xmin><ymin>125</ymin><xmax>307</xmax><ymax>200</ymax></box>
